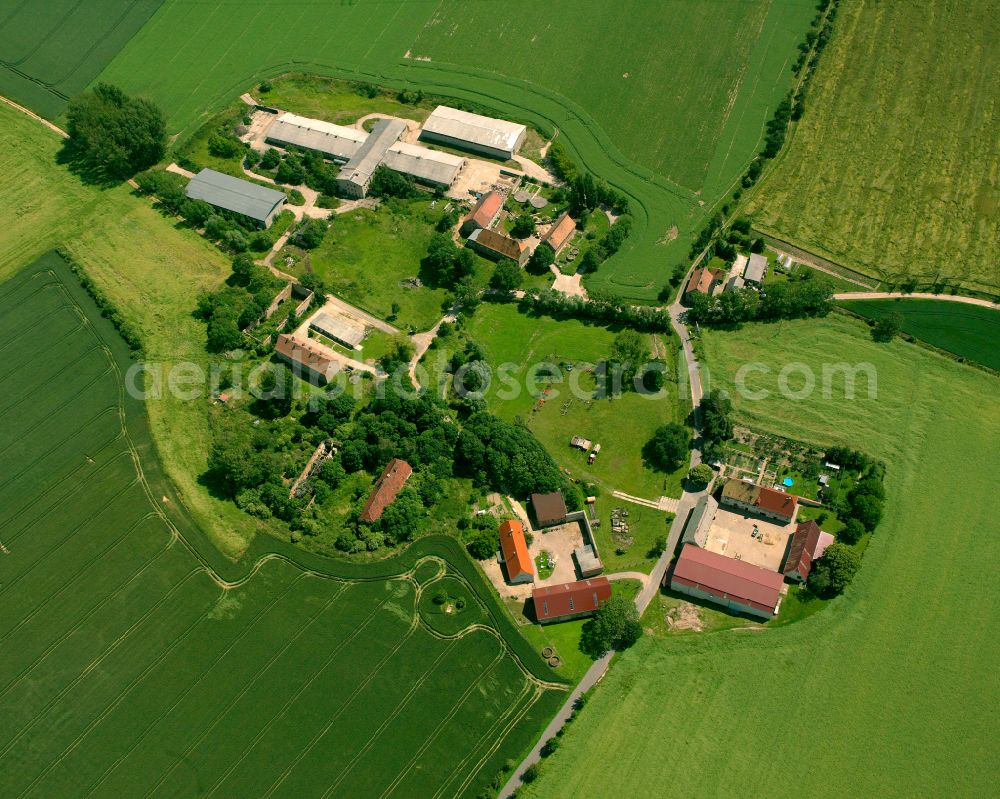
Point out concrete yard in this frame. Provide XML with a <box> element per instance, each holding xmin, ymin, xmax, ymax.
<box><xmin>703</xmin><ymin>507</ymin><xmax>793</xmax><ymax>571</ymax></box>
<box><xmin>480</xmin><ymin>519</ymin><xmax>590</xmax><ymax>601</ymax></box>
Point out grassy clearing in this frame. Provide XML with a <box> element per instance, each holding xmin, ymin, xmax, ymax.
<box><xmin>283</xmin><ymin>198</ymin><xmax>472</xmax><ymax>331</ymax></box>
<box><xmin>745</xmin><ymin>1</ymin><xmax>1000</xmax><ymax>292</ymax></box>
<box><xmin>0</xmin><ymin>255</ymin><xmax>567</xmax><ymax>798</ymax></box>
<box><xmin>91</xmin><ymin>0</ymin><xmax>814</xmax><ymax>301</ymax></box>
<box><xmin>839</xmin><ymin>299</ymin><xmax>1000</xmax><ymax>372</ymax></box>
<box><xmin>527</xmin><ymin>313</ymin><xmax>1000</xmax><ymax>797</ymax></box>
<box><xmin>425</xmin><ymin>304</ymin><xmax>687</xmax><ymax>504</ymax></box>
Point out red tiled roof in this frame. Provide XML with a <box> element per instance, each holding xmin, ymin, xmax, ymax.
<box><xmin>755</xmin><ymin>485</ymin><xmax>798</xmax><ymax>519</ymax></box>
<box><xmin>544</xmin><ymin>213</ymin><xmax>576</xmax><ymax>252</ymax></box>
<box><xmin>275</xmin><ymin>333</ymin><xmax>337</xmax><ymax>378</ymax></box>
<box><xmin>359</xmin><ymin>458</ymin><xmax>413</xmax><ymax>523</ymax></box>
<box><xmin>685</xmin><ymin>267</ymin><xmax>717</xmax><ymax>296</ymax></box>
<box><xmin>532</xmin><ymin>577</ymin><xmax>611</xmax><ymax>621</ymax></box>
<box><xmin>462</xmin><ymin>191</ymin><xmax>503</xmax><ymax>231</ymax></box>
<box><xmin>499</xmin><ymin>519</ymin><xmax>533</xmax><ymax>582</ymax></box>
<box><xmin>783</xmin><ymin>521</ymin><xmax>834</xmax><ymax>579</ymax></box>
<box><xmin>671</xmin><ymin>544</ymin><xmax>783</xmax><ymax>616</ymax></box>
<box><xmin>470</xmin><ymin>227</ymin><xmax>524</xmax><ymax>260</ymax></box>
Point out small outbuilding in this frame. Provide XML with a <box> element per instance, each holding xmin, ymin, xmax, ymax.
<box><xmin>532</xmin><ymin>577</ymin><xmax>611</xmax><ymax>624</ymax></box>
<box><xmin>185</xmin><ymin>168</ymin><xmax>286</xmax><ymax>228</ymax></box>
<box><xmin>543</xmin><ymin>213</ymin><xmax>576</xmax><ymax>255</ymax></box>
<box><xmin>530</xmin><ymin>492</ymin><xmax>567</xmax><ymax>528</ymax></box>
<box><xmin>466</xmin><ymin>228</ymin><xmax>528</xmax><ymax>266</ymax></box>
<box><xmin>743</xmin><ymin>253</ymin><xmax>768</xmax><ymax>286</ymax></box>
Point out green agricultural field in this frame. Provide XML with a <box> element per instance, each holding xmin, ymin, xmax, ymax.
<box><xmin>839</xmin><ymin>299</ymin><xmax>1000</xmax><ymax>373</ymax></box>
<box><xmin>525</xmin><ymin>314</ymin><xmax>1000</xmax><ymax>797</ymax></box>
<box><xmin>745</xmin><ymin>0</ymin><xmax>1000</xmax><ymax>292</ymax></box>
<box><xmin>85</xmin><ymin>0</ymin><xmax>815</xmax><ymax>300</ymax></box>
<box><xmin>0</xmin><ymin>253</ymin><xmax>567</xmax><ymax>798</ymax></box>
<box><xmin>0</xmin><ymin>0</ymin><xmax>163</xmax><ymax>119</ymax></box>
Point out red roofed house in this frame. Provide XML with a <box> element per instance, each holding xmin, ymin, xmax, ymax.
<box><xmin>467</xmin><ymin>227</ymin><xmax>529</xmax><ymax>266</ymax></box>
<box><xmin>460</xmin><ymin>191</ymin><xmax>503</xmax><ymax>236</ymax></box>
<box><xmin>720</xmin><ymin>478</ymin><xmax>798</xmax><ymax>524</ymax></box>
<box><xmin>670</xmin><ymin>544</ymin><xmax>784</xmax><ymax>619</ymax></box>
<box><xmin>532</xmin><ymin>577</ymin><xmax>611</xmax><ymax>624</ymax></box>
<box><xmin>782</xmin><ymin>520</ymin><xmax>836</xmax><ymax>583</ymax></box>
<box><xmin>275</xmin><ymin>333</ymin><xmax>338</xmax><ymax>384</ymax></box>
<box><xmin>543</xmin><ymin>212</ymin><xmax>577</xmax><ymax>255</ymax></box>
<box><xmin>359</xmin><ymin>458</ymin><xmax>413</xmax><ymax>523</ymax></box>
<box><xmin>683</xmin><ymin>267</ymin><xmax>724</xmax><ymax>302</ymax></box>
<box><xmin>498</xmin><ymin>519</ymin><xmax>534</xmax><ymax>584</ymax></box>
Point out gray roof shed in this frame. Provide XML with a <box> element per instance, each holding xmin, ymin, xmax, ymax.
<box><xmin>744</xmin><ymin>253</ymin><xmax>768</xmax><ymax>284</ymax></box>
<box><xmin>186</xmin><ymin>168</ymin><xmax>285</xmax><ymax>224</ymax></box>
<box><xmin>420</xmin><ymin>105</ymin><xmax>527</xmax><ymax>156</ymax></box>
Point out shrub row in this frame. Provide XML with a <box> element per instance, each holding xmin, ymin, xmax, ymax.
<box><xmin>57</xmin><ymin>248</ymin><xmax>143</xmax><ymax>356</ymax></box>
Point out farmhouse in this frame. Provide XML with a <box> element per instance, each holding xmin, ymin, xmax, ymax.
<box><xmin>782</xmin><ymin>520</ymin><xmax>835</xmax><ymax>583</ymax></box>
<box><xmin>420</xmin><ymin>105</ymin><xmax>528</xmax><ymax>160</ymax></box>
<box><xmin>670</xmin><ymin>544</ymin><xmax>784</xmax><ymax>620</ymax></box>
<box><xmin>532</xmin><ymin>577</ymin><xmax>611</xmax><ymax>624</ymax></box>
<box><xmin>743</xmin><ymin>253</ymin><xmax>768</xmax><ymax>286</ymax></box>
<box><xmin>185</xmin><ymin>168</ymin><xmax>286</xmax><ymax>228</ymax></box>
<box><xmin>308</xmin><ymin>311</ymin><xmax>366</xmax><ymax>350</ymax></box>
<box><xmin>467</xmin><ymin>228</ymin><xmax>529</xmax><ymax>266</ymax></box>
<box><xmin>359</xmin><ymin>458</ymin><xmax>413</xmax><ymax>523</ymax></box>
<box><xmin>720</xmin><ymin>478</ymin><xmax>798</xmax><ymax>523</ymax></box>
<box><xmin>275</xmin><ymin>333</ymin><xmax>338</xmax><ymax>384</ymax></box>
<box><xmin>498</xmin><ymin>519</ymin><xmax>534</xmax><ymax>584</ymax></box>
<box><xmin>531</xmin><ymin>492</ymin><xmax>567</xmax><ymax>527</ymax></box>
<box><xmin>684</xmin><ymin>266</ymin><xmax>724</xmax><ymax>301</ymax></box>
<box><xmin>336</xmin><ymin>118</ymin><xmax>407</xmax><ymax>198</ymax></box>
<box><xmin>543</xmin><ymin>213</ymin><xmax>577</xmax><ymax>255</ymax></box>
<box><xmin>460</xmin><ymin>191</ymin><xmax>504</xmax><ymax>236</ymax></box>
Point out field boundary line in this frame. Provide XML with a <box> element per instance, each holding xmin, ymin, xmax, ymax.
<box><xmin>388</xmin><ymin>660</ymin><xmax>534</xmax><ymax>799</ymax></box>
<box><xmin>0</xmin><ymin>568</ymin><xmax>203</xmax><ymax>759</ymax></box>
<box><xmin>0</xmin><ymin>93</ymin><xmax>66</xmax><ymax>137</ymax></box>
<box><xmin>81</xmin><ymin>576</ymin><xmax>350</xmax><ymax>799</ymax></box>
<box><xmin>441</xmin><ymin>682</ymin><xmax>541</xmax><ymax>799</ymax></box>
<box><xmin>256</xmin><ymin>605</ymin><xmax>442</xmax><ymax>799</ymax></box>
<box><xmin>367</xmin><ymin>645</ymin><xmax>512</xmax><ymax>799</ymax></box>
<box><xmin>163</xmin><ymin>587</ymin><xmax>410</xmax><ymax>799</ymax></box>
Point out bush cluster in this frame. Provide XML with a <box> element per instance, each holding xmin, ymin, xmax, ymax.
<box><xmin>503</xmin><ymin>288</ymin><xmax>671</xmax><ymax>333</ymax></box>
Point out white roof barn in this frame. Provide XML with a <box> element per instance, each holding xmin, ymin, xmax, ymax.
<box><xmin>743</xmin><ymin>253</ymin><xmax>768</xmax><ymax>284</ymax></box>
<box><xmin>265</xmin><ymin>112</ymin><xmax>366</xmax><ymax>161</ymax></box>
<box><xmin>419</xmin><ymin>105</ymin><xmax>527</xmax><ymax>160</ymax></box>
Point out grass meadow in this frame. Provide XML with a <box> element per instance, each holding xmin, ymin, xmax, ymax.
<box><xmin>87</xmin><ymin>0</ymin><xmax>814</xmax><ymax>300</ymax></box>
<box><xmin>0</xmin><ymin>254</ymin><xmax>567</xmax><ymax>798</ymax></box>
<box><xmin>744</xmin><ymin>0</ymin><xmax>1000</xmax><ymax>293</ymax></box>
<box><xmin>526</xmin><ymin>313</ymin><xmax>1000</xmax><ymax>797</ymax></box>
<box><xmin>839</xmin><ymin>299</ymin><xmax>1000</xmax><ymax>372</ymax></box>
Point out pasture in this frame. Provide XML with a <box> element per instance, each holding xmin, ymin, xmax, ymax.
<box><xmin>0</xmin><ymin>0</ymin><xmax>162</xmax><ymax>119</ymax></box>
<box><xmin>0</xmin><ymin>254</ymin><xmax>567</xmax><ymax>798</ymax></box>
<box><xmin>839</xmin><ymin>299</ymin><xmax>1000</xmax><ymax>372</ymax></box>
<box><xmin>88</xmin><ymin>0</ymin><xmax>814</xmax><ymax>300</ymax></box>
<box><xmin>525</xmin><ymin>314</ymin><xmax>1000</xmax><ymax>797</ymax></box>
<box><xmin>744</xmin><ymin>0</ymin><xmax>1000</xmax><ymax>293</ymax></box>
<box><xmin>424</xmin><ymin>303</ymin><xmax>684</xmax><ymax>564</ymax></box>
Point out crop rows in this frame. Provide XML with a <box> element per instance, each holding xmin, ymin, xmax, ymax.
<box><xmin>0</xmin><ymin>254</ymin><xmax>566</xmax><ymax>798</ymax></box>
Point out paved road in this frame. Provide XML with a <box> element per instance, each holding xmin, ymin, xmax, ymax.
<box><xmin>834</xmin><ymin>291</ymin><xmax>1000</xmax><ymax>309</ymax></box>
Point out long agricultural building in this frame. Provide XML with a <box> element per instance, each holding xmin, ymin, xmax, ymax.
<box><xmin>419</xmin><ymin>105</ymin><xmax>527</xmax><ymax>160</ymax></box>
<box><xmin>265</xmin><ymin>112</ymin><xmax>464</xmax><ymax>196</ymax></box>
<box><xmin>185</xmin><ymin>168</ymin><xmax>286</xmax><ymax>227</ymax></box>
